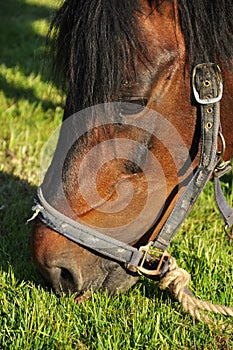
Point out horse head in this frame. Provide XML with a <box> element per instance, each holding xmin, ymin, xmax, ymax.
<box><xmin>30</xmin><ymin>0</ymin><xmax>233</xmax><ymax>299</ymax></box>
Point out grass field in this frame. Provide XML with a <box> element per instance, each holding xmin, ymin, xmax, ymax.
<box><xmin>0</xmin><ymin>1</ymin><xmax>233</xmax><ymax>349</ymax></box>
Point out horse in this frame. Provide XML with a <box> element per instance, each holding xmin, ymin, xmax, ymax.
<box><xmin>30</xmin><ymin>0</ymin><xmax>233</xmax><ymax>300</ymax></box>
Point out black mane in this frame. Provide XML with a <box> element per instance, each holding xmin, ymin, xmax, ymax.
<box><xmin>177</xmin><ymin>0</ymin><xmax>233</xmax><ymax>66</ymax></box>
<box><xmin>48</xmin><ymin>0</ymin><xmax>233</xmax><ymax>113</ymax></box>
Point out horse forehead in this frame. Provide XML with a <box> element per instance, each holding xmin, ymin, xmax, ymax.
<box><xmin>138</xmin><ymin>1</ymin><xmax>184</xmax><ymax>54</ymax></box>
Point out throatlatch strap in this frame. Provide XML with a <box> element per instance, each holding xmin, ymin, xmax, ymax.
<box><xmin>154</xmin><ymin>63</ymin><xmax>222</xmax><ymax>251</ymax></box>
<box><xmin>214</xmin><ymin>173</ymin><xmax>233</xmax><ymax>228</ymax></box>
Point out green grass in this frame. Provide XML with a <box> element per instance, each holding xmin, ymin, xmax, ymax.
<box><xmin>0</xmin><ymin>1</ymin><xmax>233</xmax><ymax>349</ymax></box>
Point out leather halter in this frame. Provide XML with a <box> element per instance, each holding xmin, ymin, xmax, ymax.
<box><xmin>32</xmin><ymin>63</ymin><xmax>233</xmax><ymax>276</ymax></box>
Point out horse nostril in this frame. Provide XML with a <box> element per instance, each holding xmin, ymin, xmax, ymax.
<box><xmin>60</xmin><ymin>267</ymin><xmax>76</xmax><ymax>291</ymax></box>
<box><xmin>49</xmin><ymin>266</ymin><xmax>80</xmax><ymax>295</ymax></box>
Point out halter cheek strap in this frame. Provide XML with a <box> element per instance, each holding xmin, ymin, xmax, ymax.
<box><xmin>153</xmin><ymin>63</ymin><xmax>226</xmax><ymax>251</ymax></box>
<box><xmin>31</xmin><ymin>63</ymin><xmax>233</xmax><ymax>276</ymax></box>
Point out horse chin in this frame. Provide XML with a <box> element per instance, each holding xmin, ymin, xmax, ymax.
<box><xmin>75</xmin><ymin>261</ymin><xmax>139</xmax><ymax>303</ymax></box>
<box><xmin>101</xmin><ymin>260</ymin><xmax>139</xmax><ymax>293</ymax></box>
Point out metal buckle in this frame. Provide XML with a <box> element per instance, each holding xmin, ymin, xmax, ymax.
<box><xmin>214</xmin><ymin>159</ymin><xmax>232</xmax><ymax>178</ymax></box>
<box><xmin>192</xmin><ymin>63</ymin><xmax>223</xmax><ymax>104</ymax></box>
<box><xmin>137</xmin><ymin>242</ymin><xmax>170</xmax><ymax>276</ymax></box>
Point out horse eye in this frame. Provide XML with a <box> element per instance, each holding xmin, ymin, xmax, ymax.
<box><xmin>120</xmin><ymin>98</ymin><xmax>148</xmax><ymax>116</ymax></box>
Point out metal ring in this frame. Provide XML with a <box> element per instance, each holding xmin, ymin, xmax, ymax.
<box><xmin>204</xmin><ymin>80</ymin><xmax>211</xmax><ymax>87</ymax></box>
<box><xmin>206</xmin><ymin>122</ymin><xmax>213</xmax><ymax>129</ymax></box>
<box><xmin>206</xmin><ymin>107</ymin><xmax>213</xmax><ymax>114</ymax></box>
<box><xmin>217</xmin><ymin>131</ymin><xmax>226</xmax><ymax>156</ymax></box>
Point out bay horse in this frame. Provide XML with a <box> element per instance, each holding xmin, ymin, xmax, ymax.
<box><xmin>30</xmin><ymin>0</ymin><xmax>233</xmax><ymax>300</ymax></box>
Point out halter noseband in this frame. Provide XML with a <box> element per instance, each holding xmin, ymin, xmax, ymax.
<box><xmin>31</xmin><ymin>63</ymin><xmax>233</xmax><ymax>277</ymax></box>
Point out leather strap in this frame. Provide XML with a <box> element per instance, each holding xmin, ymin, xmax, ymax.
<box><xmin>153</xmin><ymin>63</ymin><xmax>222</xmax><ymax>250</ymax></box>
<box><xmin>35</xmin><ymin>187</ymin><xmax>144</xmax><ymax>267</ymax></box>
<box><xmin>214</xmin><ymin>167</ymin><xmax>233</xmax><ymax>228</ymax></box>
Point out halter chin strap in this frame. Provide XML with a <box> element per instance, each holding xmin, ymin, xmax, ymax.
<box><xmin>32</xmin><ymin>63</ymin><xmax>232</xmax><ymax>276</ymax></box>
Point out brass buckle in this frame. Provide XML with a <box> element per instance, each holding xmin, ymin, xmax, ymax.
<box><xmin>137</xmin><ymin>242</ymin><xmax>170</xmax><ymax>276</ymax></box>
<box><xmin>192</xmin><ymin>63</ymin><xmax>223</xmax><ymax>104</ymax></box>
<box><xmin>214</xmin><ymin>158</ymin><xmax>232</xmax><ymax>177</ymax></box>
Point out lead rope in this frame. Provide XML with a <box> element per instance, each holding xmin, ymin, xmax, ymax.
<box><xmin>159</xmin><ymin>255</ymin><xmax>233</xmax><ymax>321</ymax></box>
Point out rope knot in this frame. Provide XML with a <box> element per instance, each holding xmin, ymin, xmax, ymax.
<box><xmin>159</xmin><ymin>267</ymin><xmax>190</xmax><ymax>297</ymax></box>
<box><xmin>158</xmin><ymin>255</ymin><xmax>233</xmax><ymax>321</ymax></box>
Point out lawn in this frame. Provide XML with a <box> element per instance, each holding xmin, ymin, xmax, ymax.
<box><xmin>0</xmin><ymin>1</ymin><xmax>232</xmax><ymax>349</ymax></box>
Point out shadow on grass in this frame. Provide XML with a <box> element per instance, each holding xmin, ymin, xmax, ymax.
<box><xmin>0</xmin><ymin>0</ymin><xmax>63</xmax><ymax>110</ymax></box>
<box><xmin>0</xmin><ymin>171</ymin><xmax>46</xmax><ymax>287</ymax></box>
<box><xmin>0</xmin><ymin>72</ymin><xmax>60</xmax><ymax>112</ymax></box>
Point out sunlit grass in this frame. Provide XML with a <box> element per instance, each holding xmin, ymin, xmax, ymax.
<box><xmin>0</xmin><ymin>1</ymin><xmax>233</xmax><ymax>349</ymax></box>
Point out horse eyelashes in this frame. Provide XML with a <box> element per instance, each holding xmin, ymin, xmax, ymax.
<box><xmin>119</xmin><ymin>98</ymin><xmax>148</xmax><ymax>116</ymax></box>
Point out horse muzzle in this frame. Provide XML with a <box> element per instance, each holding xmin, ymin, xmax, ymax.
<box><xmin>30</xmin><ymin>221</ymin><xmax>138</xmax><ymax>298</ymax></box>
